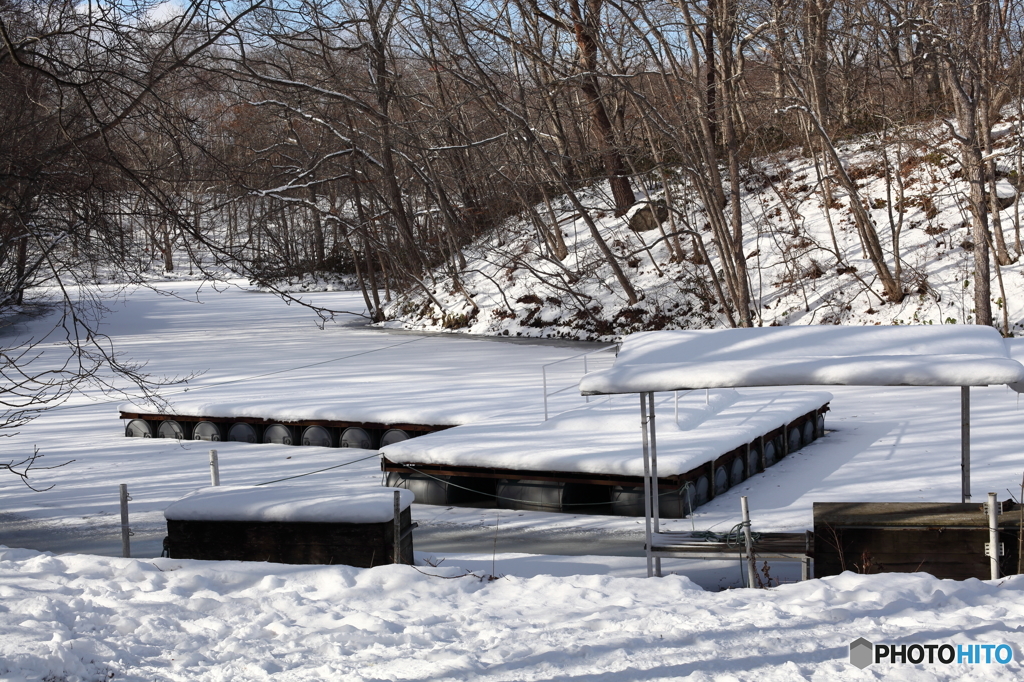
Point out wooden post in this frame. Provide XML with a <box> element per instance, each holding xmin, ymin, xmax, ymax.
<box><xmin>988</xmin><ymin>492</ymin><xmax>1000</xmax><ymax>580</ymax></box>
<box><xmin>209</xmin><ymin>449</ymin><xmax>220</xmax><ymax>487</ymax></box>
<box><xmin>119</xmin><ymin>484</ymin><xmax>131</xmax><ymax>559</ymax></box>
<box><xmin>741</xmin><ymin>496</ymin><xmax>756</xmax><ymax>588</ymax></box>
<box><xmin>962</xmin><ymin>387</ymin><xmax>971</xmax><ymax>502</ymax></box>
<box><xmin>393</xmin><ymin>490</ymin><xmax>402</xmax><ymax>564</ymax></box>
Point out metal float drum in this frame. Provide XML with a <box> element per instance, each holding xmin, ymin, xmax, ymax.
<box><xmin>763</xmin><ymin>439</ymin><xmax>778</xmax><ymax>467</ymax></box>
<box><xmin>263</xmin><ymin>424</ymin><xmax>293</xmax><ymax>445</ymax></box>
<box><xmin>386</xmin><ymin>471</ymin><xmax>448</xmax><ymax>506</ymax></box>
<box><xmin>687</xmin><ymin>475</ymin><xmax>710</xmax><ymax>510</ymax></box>
<box><xmin>228</xmin><ymin>423</ymin><xmax>258</xmax><ymax>443</ymax></box>
<box><xmin>193</xmin><ymin>421</ymin><xmax>224</xmax><ymax>442</ymax></box>
<box><xmin>380</xmin><ymin>429</ymin><xmax>409</xmax><ymax>447</ymax></box>
<box><xmin>714</xmin><ymin>464</ymin><xmax>730</xmax><ymax>495</ymax></box>
<box><xmin>816</xmin><ymin>413</ymin><xmax>826</xmax><ymax>438</ymax></box>
<box><xmin>157</xmin><ymin>420</ymin><xmax>185</xmax><ymax>439</ymax></box>
<box><xmin>802</xmin><ymin>419</ymin><xmax>815</xmax><ymax>446</ymax></box>
<box><xmin>496</xmin><ymin>480</ymin><xmax>607</xmax><ymax>513</ymax></box>
<box><xmin>730</xmin><ymin>456</ymin><xmax>746</xmax><ymax>487</ymax></box>
<box><xmin>125</xmin><ymin>419</ymin><xmax>152</xmax><ymax>438</ymax></box>
<box><xmin>340</xmin><ymin>427</ymin><xmax>372</xmax><ymax>449</ymax></box>
<box><xmin>609</xmin><ymin>486</ymin><xmax>646</xmax><ymax>516</ymax></box>
<box><xmin>301</xmin><ymin>425</ymin><xmax>333</xmax><ymax>447</ymax></box>
<box><xmin>747</xmin><ymin>445</ymin><xmax>760</xmax><ymax>475</ymax></box>
<box><xmin>385</xmin><ymin>471</ymin><xmax>492</xmax><ymax>505</ymax></box>
<box><xmin>787</xmin><ymin>426</ymin><xmax>803</xmax><ymax>454</ymax></box>
<box><xmin>612</xmin><ymin>482</ymin><xmax>701</xmax><ymax>518</ymax></box>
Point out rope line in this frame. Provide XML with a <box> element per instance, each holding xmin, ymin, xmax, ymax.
<box><xmin>690</xmin><ymin>522</ymin><xmax>762</xmax><ymax>547</ymax></box>
<box><xmin>255</xmin><ymin>453</ymin><xmax>380</xmax><ymax>486</ymax></box>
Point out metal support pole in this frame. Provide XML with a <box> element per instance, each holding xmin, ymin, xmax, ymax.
<box><xmin>648</xmin><ymin>392</ymin><xmax>661</xmax><ymax>577</ymax></box>
<box><xmin>119</xmin><ymin>484</ymin><xmax>131</xmax><ymax>559</ymax></box>
<box><xmin>640</xmin><ymin>393</ymin><xmax>654</xmax><ymax>577</ymax></box>
<box><xmin>989</xmin><ymin>492</ymin><xmax>1000</xmax><ymax>580</ymax></box>
<box><xmin>393</xmin><ymin>490</ymin><xmax>402</xmax><ymax>565</ymax></box>
<box><xmin>209</xmin><ymin>449</ymin><xmax>220</xmax><ymax>486</ymax></box>
<box><xmin>962</xmin><ymin>386</ymin><xmax>971</xmax><ymax>503</ymax></box>
<box><xmin>741</xmin><ymin>496</ymin><xmax>756</xmax><ymax>589</ymax></box>
<box><xmin>584</xmin><ymin>356</ymin><xmax>589</xmax><ymax>403</ymax></box>
<box><xmin>542</xmin><ymin>366</ymin><xmax>548</xmax><ymax>421</ymax></box>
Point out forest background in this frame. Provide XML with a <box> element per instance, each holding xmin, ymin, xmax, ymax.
<box><xmin>4</xmin><ymin>0</ymin><xmax>1024</xmax><ymax>436</ymax></box>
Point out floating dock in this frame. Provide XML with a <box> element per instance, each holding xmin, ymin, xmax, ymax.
<box><xmin>380</xmin><ymin>390</ymin><xmax>832</xmax><ymax>517</ymax></box>
<box><xmin>120</xmin><ymin>410</ymin><xmax>452</xmax><ymax>448</ymax></box>
<box><xmin>164</xmin><ymin>486</ymin><xmax>416</xmax><ymax>567</ymax></box>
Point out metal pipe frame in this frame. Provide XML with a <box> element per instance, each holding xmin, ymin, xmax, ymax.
<box><xmin>648</xmin><ymin>392</ymin><xmax>662</xmax><ymax>577</ymax></box>
<box><xmin>962</xmin><ymin>386</ymin><xmax>971</xmax><ymax>503</ymax></box>
<box><xmin>640</xmin><ymin>393</ymin><xmax>654</xmax><ymax>577</ymax></box>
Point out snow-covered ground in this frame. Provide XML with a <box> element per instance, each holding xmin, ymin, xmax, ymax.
<box><xmin>5</xmin><ymin>282</ymin><xmax>1024</xmax><ymax>679</ymax></box>
<box><xmin>4</xmin><ymin>545</ymin><xmax>1024</xmax><ymax>681</ymax></box>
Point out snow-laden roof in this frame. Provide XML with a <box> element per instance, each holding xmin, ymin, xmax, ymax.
<box><xmin>579</xmin><ymin>326</ymin><xmax>1024</xmax><ymax>395</ymax></box>
<box><xmin>164</xmin><ymin>485</ymin><xmax>414</xmax><ymax>523</ymax></box>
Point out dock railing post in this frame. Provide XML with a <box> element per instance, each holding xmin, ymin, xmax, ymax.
<box><xmin>393</xmin><ymin>490</ymin><xmax>402</xmax><ymax>564</ymax></box>
<box><xmin>583</xmin><ymin>356</ymin><xmax>589</xmax><ymax>403</ymax></box>
<box><xmin>988</xmin><ymin>492</ymin><xmax>1000</xmax><ymax>580</ymax></box>
<box><xmin>648</xmin><ymin>392</ymin><xmax>661</xmax><ymax>577</ymax></box>
<box><xmin>640</xmin><ymin>393</ymin><xmax>654</xmax><ymax>577</ymax></box>
<box><xmin>741</xmin><ymin>496</ymin><xmax>756</xmax><ymax>588</ymax></box>
<box><xmin>962</xmin><ymin>387</ymin><xmax>971</xmax><ymax>502</ymax></box>
<box><xmin>119</xmin><ymin>484</ymin><xmax>131</xmax><ymax>558</ymax></box>
<box><xmin>542</xmin><ymin>366</ymin><xmax>549</xmax><ymax>421</ymax></box>
<box><xmin>209</xmin><ymin>449</ymin><xmax>220</xmax><ymax>486</ymax></box>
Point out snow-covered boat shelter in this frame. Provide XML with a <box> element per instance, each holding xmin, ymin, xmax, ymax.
<box><xmin>579</xmin><ymin>325</ymin><xmax>1024</xmax><ymax>576</ymax></box>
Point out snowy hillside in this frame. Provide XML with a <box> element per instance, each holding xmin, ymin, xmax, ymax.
<box><xmin>381</xmin><ymin>116</ymin><xmax>1024</xmax><ymax>340</ymax></box>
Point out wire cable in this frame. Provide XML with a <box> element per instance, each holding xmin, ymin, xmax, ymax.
<box><xmin>255</xmin><ymin>453</ymin><xmax>380</xmax><ymax>486</ymax></box>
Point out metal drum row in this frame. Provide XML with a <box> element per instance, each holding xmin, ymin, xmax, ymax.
<box><xmin>125</xmin><ymin>419</ymin><xmax>410</xmax><ymax>449</ymax></box>
<box><xmin>384</xmin><ymin>412</ymin><xmax>824</xmax><ymax>518</ymax></box>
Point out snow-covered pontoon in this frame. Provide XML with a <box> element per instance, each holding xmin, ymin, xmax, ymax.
<box><xmin>381</xmin><ymin>390</ymin><xmax>832</xmax><ymax>517</ymax></box>
<box><xmin>578</xmin><ymin>325</ymin><xmax>1024</xmax><ymax>576</ymax></box>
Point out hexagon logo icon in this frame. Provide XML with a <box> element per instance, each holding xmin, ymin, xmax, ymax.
<box><xmin>850</xmin><ymin>637</ymin><xmax>874</xmax><ymax>669</ymax></box>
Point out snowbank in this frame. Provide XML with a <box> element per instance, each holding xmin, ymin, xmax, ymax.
<box><xmin>2</xmin><ymin>546</ymin><xmax>1023</xmax><ymax>680</ymax></box>
<box><xmin>164</xmin><ymin>485</ymin><xmax>413</xmax><ymax>523</ymax></box>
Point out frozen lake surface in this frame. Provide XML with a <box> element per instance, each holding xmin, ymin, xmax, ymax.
<box><xmin>5</xmin><ymin>282</ymin><xmax>1024</xmax><ymax>679</ymax></box>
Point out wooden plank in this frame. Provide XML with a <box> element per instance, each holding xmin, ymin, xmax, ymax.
<box><xmin>813</xmin><ymin>502</ymin><xmax>1023</xmax><ymax>580</ymax></box>
<box><xmin>165</xmin><ymin>507</ymin><xmax>415</xmax><ymax>567</ymax></box>
<box><xmin>813</xmin><ymin>501</ymin><xmax>1021</xmax><ymax>528</ymax></box>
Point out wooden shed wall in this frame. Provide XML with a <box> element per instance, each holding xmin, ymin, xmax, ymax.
<box><xmin>814</xmin><ymin>502</ymin><xmax>1022</xmax><ymax>580</ymax></box>
<box><xmin>166</xmin><ymin>507</ymin><xmax>414</xmax><ymax>567</ymax></box>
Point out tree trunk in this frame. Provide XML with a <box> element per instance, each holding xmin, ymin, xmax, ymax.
<box><xmin>569</xmin><ymin>0</ymin><xmax>635</xmax><ymax>214</ymax></box>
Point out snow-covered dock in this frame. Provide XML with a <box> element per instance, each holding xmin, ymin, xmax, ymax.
<box><xmin>381</xmin><ymin>389</ymin><xmax>831</xmax><ymax>517</ymax></box>
<box><xmin>120</xmin><ymin>409</ymin><xmax>449</xmax><ymax>448</ymax></box>
<box><xmin>164</xmin><ymin>485</ymin><xmax>416</xmax><ymax>566</ymax></box>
